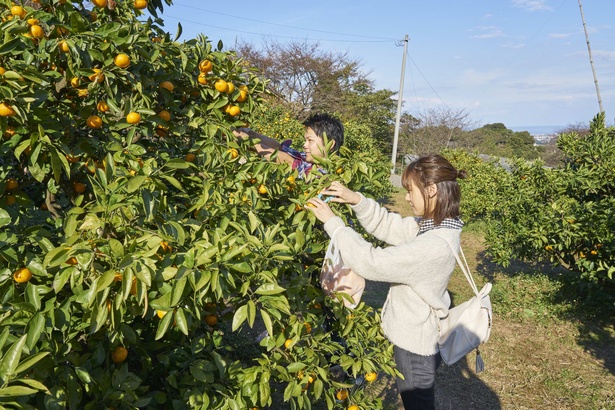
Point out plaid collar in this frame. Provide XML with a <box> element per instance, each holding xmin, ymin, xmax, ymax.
<box><xmin>417</xmin><ymin>217</ymin><xmax>464</xmax><ymax>236</ymax></box>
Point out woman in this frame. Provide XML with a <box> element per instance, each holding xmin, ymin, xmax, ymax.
<box><xmin>306</xmin><ymin>154</ymin><xmax>467</xmax><ymax>410</ymax></box>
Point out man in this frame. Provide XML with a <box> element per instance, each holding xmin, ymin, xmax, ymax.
<box><xmin>233</xmin><ymin>113</ymin><xmax>344</xmax><ymax>177</ymax></box>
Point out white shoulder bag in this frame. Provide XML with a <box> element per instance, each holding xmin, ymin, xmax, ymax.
<box><xmin>438</xmin><ymin>244</ymin><xmax>493</xmax><ymax>373</ymax></box>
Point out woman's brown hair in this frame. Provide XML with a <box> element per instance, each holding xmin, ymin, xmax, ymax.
<box><xmin>401</xmin><ymin>154</ymin><xmax>467</xmax><ymax>225</ymax></box>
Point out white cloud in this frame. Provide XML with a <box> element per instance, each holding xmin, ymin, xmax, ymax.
<box><xmin>469</xmin><ymin>26</ymin><xmax>506</xmax><ymax>39</ymax></box>
<box><xmin>592</xmin><ymin>50</ymin><xmax>615</xmax><ymax>62</ymax></box>
<box><xmin>512</xmin><ymin>0</ymin><xmax>553</xmax><ymax>12</ymax></box>
<box><xmin>549</xmin><ymin>32</ymin><xmax>572</xmax><ymax>39</ymax></box>
<box><xmin>501</xmin><ymin>42</ymin><xmax>526</xmax><ymax>49</ymax></box>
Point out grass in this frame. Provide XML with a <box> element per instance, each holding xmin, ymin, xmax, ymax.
<box><xmin>359</xmin><ymin>189</ymin><xmax>615</xmax><ymax>410</ymax></box>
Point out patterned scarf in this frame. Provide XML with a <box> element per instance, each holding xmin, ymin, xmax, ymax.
<box><xmin>417</xmin><ymin>217</ymin><xmax>464</xmax><ymax>236</ymax></box>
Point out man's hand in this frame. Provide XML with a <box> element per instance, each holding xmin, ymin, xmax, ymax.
<box><xmin>232</xmin><ymin>128</ymin><xmax>251</xmax><ymax>140</ymax></box>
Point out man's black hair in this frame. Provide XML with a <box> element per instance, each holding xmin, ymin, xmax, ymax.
<box><xmin>302</xmin><ymin>113</ymin><xmax>344</xmax><ymax>154</ymax></box>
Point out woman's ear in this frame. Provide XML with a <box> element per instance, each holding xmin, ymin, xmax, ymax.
<box><xmin>428</xmin><ymin>183</ymin><xmax>438</xmax><ymax>198</ymax></box>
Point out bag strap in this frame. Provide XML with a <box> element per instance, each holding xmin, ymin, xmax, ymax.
<box><xmin>447</xmin><ymin>241</ymin><xmax>480</xmax><ymax>298</ymax></box>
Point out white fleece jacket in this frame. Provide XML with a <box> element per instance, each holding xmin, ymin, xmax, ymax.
<box><xmin>323</xmin><ymin>194</ymin><xmax>461</xmax><ymax>356</ymax></box>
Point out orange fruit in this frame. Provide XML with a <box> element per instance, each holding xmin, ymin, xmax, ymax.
<box><xmin>365</xmin><ymin>372</ymin><xmax>377</xmax><ymax>382</ymax></box>
<box><xmin>114</xmin><ymin>53</ymin><xmax>130</xmax><ymax>68</ymax></box>
<box><xmin>77</xmin><ymin>88</ymin><xmax>89</xmax><ymax>98</ymax></box>
<box><xmin>348</xmin><ymin>406</ymin><xmax>359</xmax><ymax>410</ymax></box>
<box><xmin>29</xmin><ymin>25</ymin><xmax>44</xmax><ymax>39</ymax></box>
<box><xmin>258</xmin><ymin>184</ymin><xmax>267</xmax><ymax>195</ymax></box>
<box><xmin>70</xmin><ymin>77</ymin><xmax>80</xmax><ymax>88</ymax></box>
<box><xmin>214</xmin><ymin>79</ymin><xmax>228</xmax><ymax>93</ymax></box>
<box><xmin>545</xmin><ymin>245</ymin><xmax>553</xmax><ymax>251</ymax></box>
<box><xmin>198</xmin><ymin>59</ymin><xmax>213</xmax><ymax>73</ymax></box>
<box><xmin>66</xmin><ymin>257</ymin><xmax>78</xmax><ymax>265</ymax></box>
<box><xmin>236</xmin><ymin>90</ymin><xmax>248</xmax><ymax>102</ymax></box>
<box><xmin>227</xmin><ymin>105</ymin><xmax>240</xmax><ymax>117</ymax></box>
<box><xmin>73</xmin><ymin>182</ymin><xmax>86</xmax><ymax>194</ymax></box>
<box><xmin>158</xmin><ymin>110</ymin><xmax>171</xmax><ymax>122</ymax></box>
<box><xmin>197</xmin><ymin>73</ymin><xmax>208</xmax><ymax>85</ymax></box>
<box><xmin>13</xmin><ymin>267</ymin><xmax>32</xmax><ymax>283</ymax></box>
<box><xmin>97</xmin><ymin>100</ymin><xmax>109</xmax><ymax>112</ymax></box>
<box><xmin>185</xmin><ymin>153</ymin><xmax>196</xmax><ymax>162</ymax></box>
<box><xmin>304</xmin><ymin>322</ymin><xmax>312</xmax><ymax>333</ymax></box>
<box><xmin>88</xmin><ymin>68</ymin><xmax>104</xmax><ymax>83</ymax></box>
<box><xmin>86</xmin><ymin>115</ymin><xmax>103</xmax><ymax>129</ymax></box>
<box><xmin>59</xmin><ymin>41</ymin><xmax>70</xmax><ymax>53</ymax></box>
<box><xmin>156</xmin><ymin>310</ymin><xmax>167</xmax><ymax>319</ymax></box>
<box><xmin>3</xmin><ymin>126</ymin><xmax>16</xmax><ymax>139</ymax></box>
<box><xmin>27</xmin><ymin>18</ymin><xmax>39</xmax><ymax>25</ymax></box>
<box><xmin>227</xmin><ymin>148</ymin><xmax>238</xmax><ymax>159</ymax></box>
<box><xmin>0</xmin><ymin>67</ymin><xmax>5</xmax><ymax>75</ymax></box>
<box><xmin>160</xmin><ymin>241</ymin><xmax>172</xmax><ymax>253</ymax></box>
<box><xmin>160</xmin><ymin>81</ymin><xmax>174</xmax><ymax>92</ymax></box>
<box><xmin>126</xmin><ymin>112</ymin><xmax>141</xmax><ymax>124</ymax></box>
<box><xmin>111</xmin><ymin>346</ymin><xmax>128</xmax><ymax>363</ymax></box>
<box><xmin>134</xmin><ymin>0</ymin><xmax>148</xmax><ymax>9</ymax></box>
<box><xmin>6</xmin><ymin>178</ymin><xmax>19</xmax><ymax>191</ymax></box>
<box><xmin>204</xmin><ymin>314</ymin><xmax>218</xmax><ymax>326</ymax></box>
<box><xmin>0</xmin><ymin>102</ymin><xmax>17</xmax><ymax>117</ymax></box>
<box><xmin>336</xmin><ymin>167</ymin><xmax>344</xmax><ymax>174</ymax></box>
<box><xmin>92</xmin><ymin>0</ymin><xmax>107</xmax><ymax>7</ymax></box>
<box><xmin>335</xmin><ymin>389</ymin><xmax>349</xmax><ymax>401</ymax></box>
<box><xmin>6</xmin><ymin>195</ymin><xmax>16</xmax><ymax>205</ymax></box>
<box><xmin>10</xmin><ymin>6</ymin><xmax>26</xmax><ymax>18</ymax></box>
<box><xmin>284</xmin><ymin>339</ymin><xmax>293</xmax><ymax>349</ymax></box>
<box><xmin>226</xmin><ymin>82</ymin><xmax>235</xmax><ymax>94</ymax></box>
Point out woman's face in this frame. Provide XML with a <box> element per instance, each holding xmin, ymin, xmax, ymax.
<box><xmin>405</xmin><ymin>178</ymin><xmax>426</xmax><ymax>216</ymax></box>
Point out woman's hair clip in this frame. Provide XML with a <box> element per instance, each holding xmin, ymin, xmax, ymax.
<box><xmin>317</xmin><ymin>193</ymin><xmax>333</xmax><ymax>203</ymax></box>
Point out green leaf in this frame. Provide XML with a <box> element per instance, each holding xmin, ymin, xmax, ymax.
<box><xmin>254</xmin><ymin>283</ymin><xmax>286</xmax><ymax>295</ymax></box>
<box><xmin>0</xmin><ymin>385</ymin><xmax>40</xmax><ymax>398</ymax></box>
<box><xmin>0</xmin><ymin>335</ymin><xmax>28</xmax><ymax>383</ymax></box>
<box><xmin>127</xmin><ymin>175</ymin><xmax>147</xmax><ymax>193</ymax></box>
<box><xmin>232</xmin><ymin>304</ymin><xmax>248</xmax><ymax>332</ymax></box>
<box><xmin>260</xmin><ymin>310</ymin><xmax>273</xmax><ymax>339</ymax></box>
<box><xmin>175</xmin><ymin>308</ymin><xmax>188</xmax><ymax>335</ymax></box>
<box><xmin>53</xmin><ymin>268</ymin><xmax>72</xmax><ymax>293</ymax></box>
<box><xmin>170</xmin><ymin>276</ymin><xmax>187</xmax><ymax>307</ymax></box>
<box><xmin>25</xmin><ymin>313</ymin><xmax>45</xmax><ymax>351</ymax></box>
<box><xmin>155</xmin><ymin>310</ymin><xmax>174</xmax><ymax>340</ymax></box>
<box><xmin>0</xmin><ymin>209</ymin><xmax>11</xmax><ymax>228</ymax></box>
<box><xmin>96</xmin><ymin>270</ymin><xmax>116</xmax><ymax>293</ymax></box>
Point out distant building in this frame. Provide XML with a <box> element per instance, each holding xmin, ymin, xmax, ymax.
<box><xmin>533</xmin><ymin>133</ymin><xmax>557</xmax><ymax>145</ymax></box>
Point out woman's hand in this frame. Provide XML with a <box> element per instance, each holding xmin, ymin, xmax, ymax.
<box><xmin>305</xmin><ymin>197</ymin><xmax>336</xmax><ymax>223</ymax></box>
<box><xmin>320</xmin><ymin>181</ymin><xmax>361</xmax><ymax>205</ymax></box>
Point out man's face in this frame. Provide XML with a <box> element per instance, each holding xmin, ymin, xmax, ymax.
<box><xmin>303</xmin><ymin>127</ymin><xmax>334</xmax><ymax>163</ymax></box>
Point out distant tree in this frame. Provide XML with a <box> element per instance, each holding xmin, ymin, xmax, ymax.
<box><xmin>458</xmin><ymin>123</ymin><xmax>542</xmax><ymax>160</ymax></box>
<box><xmin>235</xmin><ymin>40</ymin><xmax>368</xmax><ymax>118</ymax></box>
<box><xmin>398</xmin><ymin>107</ymin><xmax>475</xmax><ymax>157</ymax></box>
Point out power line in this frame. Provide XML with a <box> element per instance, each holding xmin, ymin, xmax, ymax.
<box><xmin>169</xmin><ymin>1</ymin><xmax>398</xmax><ymax>42</ymax></box>
<box><xmin>406</xmin><ymin>49</ymin><xmax>451</xmax><ymax>110</ymax></box>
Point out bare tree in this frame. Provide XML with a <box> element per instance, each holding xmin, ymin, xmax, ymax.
<box><xmin>235</xmin><ymin>40</ymin><xmax>369</xmax><ymax>119</ymax></box>
<box><xmin>399</xmin><ymin>107</ymin><xmax>476</xmax><ymax>156</ymax></box>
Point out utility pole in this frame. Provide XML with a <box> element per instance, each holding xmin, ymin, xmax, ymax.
<box><xmin>578</xmin><ymin>0</ymin><xmax>604</xmax><ymax>113</ymax></box>
<box><xmin>391</xmin><ymin>34</ymin><xmax>408</xmax><ymax>174</ymax></box>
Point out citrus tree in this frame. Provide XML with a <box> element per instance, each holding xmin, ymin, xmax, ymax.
<box><xmin>0</xmin><ymin>1</ymin><xmax>397</xmax><ymax>409</ymax></box>
<box><xmin>448</xmin><ymin>113</ymin><xmax>614</xmax><ymax>291</ymax></box>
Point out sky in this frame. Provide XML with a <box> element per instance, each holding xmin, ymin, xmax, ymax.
<box><xmin>156</xmin><ymin>0</ymin><xmax>614</xmax><ymax>131</ymax></box>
